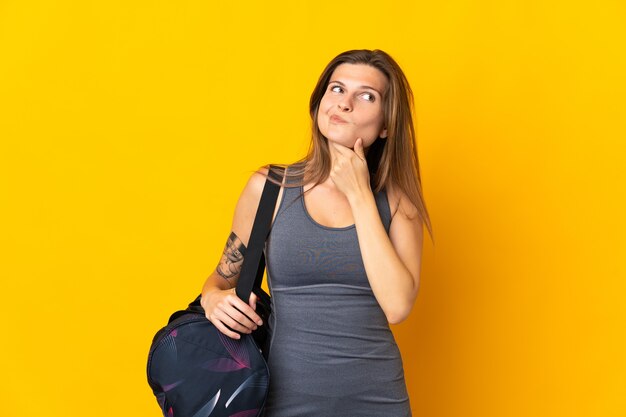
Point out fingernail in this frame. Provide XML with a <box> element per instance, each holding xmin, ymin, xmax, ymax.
<box><xmin>257</xmin><ymin>320</ymin><xmax>263</xmax><ymax>326</ymax></box>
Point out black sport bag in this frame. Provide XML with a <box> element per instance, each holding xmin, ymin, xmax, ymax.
<box><xmin>147</xmin><ymin>166</ymin><xmax>284</xmax><ymax>417</ymax></box>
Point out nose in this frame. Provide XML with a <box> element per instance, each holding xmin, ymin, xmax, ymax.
<box><xmin>337</xmin><ymin>99</ymin><xmax>351</xmax><ymax>112</ymax></box>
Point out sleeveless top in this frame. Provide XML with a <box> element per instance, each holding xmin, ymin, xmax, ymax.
<box><xmin>262</xmin><ymin>166</ymin><xmax>412</xmax><ymax>417</ymax></box>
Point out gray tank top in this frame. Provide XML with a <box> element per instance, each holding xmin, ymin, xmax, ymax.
<box><xmin>262</xmin><ymin>167</ymin><xmax>412</xmax><ymax>416</ymax></box>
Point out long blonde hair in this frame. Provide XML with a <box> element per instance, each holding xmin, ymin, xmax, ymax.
<box><xmin>262</xmin><ymin>49</ymin><xmax>433</xmax><ymax>241</ymax></box>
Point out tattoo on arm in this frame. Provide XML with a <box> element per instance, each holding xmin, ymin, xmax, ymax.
<box><xmin>216</xmin><ymin>231</ymin><xmax>246</xmax><ymax>285</ymax></box>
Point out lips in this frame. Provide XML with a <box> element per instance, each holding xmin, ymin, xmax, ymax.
<box><xmin>329</xmin><ymin>114</ymin><xmax>348</xmax><ymax>124</ymax></box>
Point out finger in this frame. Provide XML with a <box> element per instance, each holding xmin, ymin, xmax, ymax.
<box><xmin>229</xmin><ymin>293</ymin><xmax>263</xmax><ymax>325</ymax></box>
<box><xmin>223</xmin><ymin>301</ymin><xmax>259</xmax><ymax>331</ymax></box>
<box><xmin>214</xmin><ymin>308</ymin><xmax>255</xmax><ymax>334</ymax></box>
<box><xmin>249</xmin><ymin>292</ymin><xmax>257</xmax><ymax>310</ymax></box>
<box><xmin>226</xmin><ymin>294</ymin><xmax>263</xmax><ymax>326</ymax></box>
<box><xmin>354</xmin><ymin>138</ymin><xmax>366</xmax><ymax>160</ymax></box>
<box><xmin>209</xmin><ymin>315</ymin><xmax>242</xmax><ymax>339</ymax></box>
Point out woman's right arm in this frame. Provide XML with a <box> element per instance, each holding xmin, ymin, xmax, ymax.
<box><xmin>199</xmin><ymin>168</ymin><xmax>271</xmax><ymax>339</ymax></box>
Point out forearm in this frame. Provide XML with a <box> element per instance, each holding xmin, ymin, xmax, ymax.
<box><xmin>349</xmin><ymin>191</ymin><xmax>417</xmax><ymax>323</ymax></box>
<box><xmin>201</xmin><ymin>272</ymin><xmax>234</xmax><ymax>306</ymax></box>
<box><xmin>202</xmin><ymin>230</ymin><xmax>246</xmax><ymax>303</ymax></box>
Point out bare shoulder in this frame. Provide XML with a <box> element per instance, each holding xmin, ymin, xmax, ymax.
<box><xmin>230</xmin><ymin>167</ymin><xmax>272</xmax><ymax>247</ymax></box>
<box><xmin>243</xmin><ymin>166</ymin><xmax>270</xmax><ymax>199</ymax></box>
<box><xmin>386</xmin><ymin>183</ymin><xmax>420</xmax><ymax>222</ymax></box>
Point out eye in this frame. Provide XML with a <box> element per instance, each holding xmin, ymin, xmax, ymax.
<box><xmin>361</xmin><ymin>92</ymin><xmax>375</xmax><ymax>102</ymax></box>
<box><xmin>330</xmin><ymin>85</ymin><xmax>343</xmax><ymax>93</ymax></box>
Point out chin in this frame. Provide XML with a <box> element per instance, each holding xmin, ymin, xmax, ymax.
<box><xmin>325</xmin><ymin>135</ymin><xmax>355</xmax><ymax>148</ymax></box>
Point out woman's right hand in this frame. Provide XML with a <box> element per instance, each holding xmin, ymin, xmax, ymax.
<box><xmin>201</xmin><ymin>288</ymin><xmax>263</xmax><ymax>340</ymax></box>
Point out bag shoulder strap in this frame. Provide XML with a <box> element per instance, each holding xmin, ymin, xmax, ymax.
<box><xmin>236</xmin><ymin>165</ymin><xmax>285</xmax><ymax>302</ymax></box>
<box><xmin>181</xmin><ymin>165</ymin><xmax>284</xmax><ymax>317</ymax></box>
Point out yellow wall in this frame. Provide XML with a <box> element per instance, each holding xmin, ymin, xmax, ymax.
<box><xmin>1</xmin><ymin>1</ymin><xmax>624</xmax><ymax>416</ymax></box>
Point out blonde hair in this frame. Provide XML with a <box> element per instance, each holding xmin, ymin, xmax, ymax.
<box><xmin>262</xmin><ymin>49</ymin><xmax>433</xmax><ymax>241</ymax></box>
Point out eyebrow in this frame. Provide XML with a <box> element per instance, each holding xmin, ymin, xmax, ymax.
<box><xmin>329</xmin><ymin>80</ymin><xmax>383</xmax><ymax>97</ymax></box>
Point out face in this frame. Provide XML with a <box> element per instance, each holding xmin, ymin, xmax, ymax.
<box><xmin>317</xmin><ymin>63</ymin><xmax>388</xmax><ymax>149</ymax></box>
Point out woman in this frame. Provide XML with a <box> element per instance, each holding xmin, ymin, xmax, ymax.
<box><xmin>200</xmin><ymin>49</ymin><xmax>432</xmax><ymax>416</ymax></box>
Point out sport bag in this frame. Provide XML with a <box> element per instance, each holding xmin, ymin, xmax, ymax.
<box><xmin>147</xmin><ymin>166</ymin><xmax>284</xmax><ymax>417</ymax></box>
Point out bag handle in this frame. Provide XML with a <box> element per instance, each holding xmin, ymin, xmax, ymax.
<box><xmin>236</xmin><ymin>165</ymin><xmax>284</xmax><ymax>303</ymax></box>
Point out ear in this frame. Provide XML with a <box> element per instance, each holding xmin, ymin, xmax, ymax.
<box><xmin>379</xmin><ymin>127</ymin><xmax>388</xmax><ymax>139</ymax></box>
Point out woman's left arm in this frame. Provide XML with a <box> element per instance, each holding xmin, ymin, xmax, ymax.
<box><xmin>330</xmin><ymin>139</ymin><xmax>424</xmax><ymax>324</ymax></box>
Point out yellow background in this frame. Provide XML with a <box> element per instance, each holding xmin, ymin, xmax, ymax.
<box><xmin>1</xmin><ymin>1</ymin><xmax>625</xmax><ymax>416</ymax></box>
